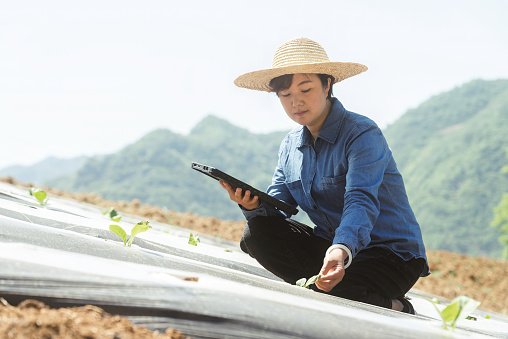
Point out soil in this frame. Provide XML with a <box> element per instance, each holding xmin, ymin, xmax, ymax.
<box><xmin>0</xmin><ymin>298</ymin><xmax>188</xmax><ymax>339</ymax></box>
<box><xmin>1</xmin><ymin>176</ymin><xmax>508</xmax><ymax>338</ymax></box>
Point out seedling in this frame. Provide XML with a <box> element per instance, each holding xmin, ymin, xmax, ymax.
<box><xmin>188</xmin><ymin>233</ymin><xmax>200</xmax><ymax>246</ymax></box>
<box><xmin>429</xmin><ymin>295</ymin><xmax>481</xmax><ymax>330</ymax></box>
<box><xmin>109</xmin><ymin>221</ymin><xmax>151</xmax><ymax>247</ymax></box>
<box><xmin>109</xmin><ymin>224</ymin><xmax>127</xmax><ymax>245</ymax></box>
<box><xmin>102</xmin><ymin>207</ymin><xmax>122</xmax><ymax>222</ymax></box>
<box><xmin>296</xmin><ymin>274</ymin><xmax>322</xmax><ymax>289</ymax></box>
<box><xmin>29</xmin><ymin>187</ymin><xmax>49</xmax><ymax>206</ymax></box>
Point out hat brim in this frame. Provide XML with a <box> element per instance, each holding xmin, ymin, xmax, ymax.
<box><xmin>234</xmin><ymin>62</ymin><xmax>368</xmax><ymax>92</ymax></box>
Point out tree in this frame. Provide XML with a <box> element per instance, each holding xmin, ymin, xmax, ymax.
<box><xmin>491</xmin><ymin>147</ymin><xmax>508</xmax><ymax>258</ymax></box>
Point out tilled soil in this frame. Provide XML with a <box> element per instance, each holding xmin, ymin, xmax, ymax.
<box><xmin>0</xmin><ymin>299</ymin><xmax>188</xmax><ymax>339</ymax></box>
<box><xmin>1</xmin><ymin>176</ymin><xmax>507</xmax><ymax>338</ymax></box>
<box><xmin>413</xmin><ymin>250</ymin><xmax>508</xmax><ymax>314</ymax></box>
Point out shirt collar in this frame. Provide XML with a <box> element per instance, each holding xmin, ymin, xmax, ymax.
<box><xmin>298</xmin><ymin>97</ymin><xmax>346</xmax><ymax>147</ymax></box>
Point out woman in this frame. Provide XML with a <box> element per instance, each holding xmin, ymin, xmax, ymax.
<box><xmin>220</xmin><ymin>37</ymin><xmax>429</xmax><ymax>314</ymax></box>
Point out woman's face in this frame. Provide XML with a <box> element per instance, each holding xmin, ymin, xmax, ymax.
<box><xmin>278</xmin><ymin>73</ymin><xmax>331</xmax><ymax>137</ymax></box>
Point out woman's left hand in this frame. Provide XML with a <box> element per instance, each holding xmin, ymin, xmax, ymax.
<box><xmin>315</xmin><ymin>248</ymin><xmax>347</xmax><ymax>292</ymax></box>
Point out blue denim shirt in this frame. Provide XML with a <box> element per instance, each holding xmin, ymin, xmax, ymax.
<box><xmin>242</xmin><ymin>98</ymin><xmax>429</xmax><ymax>276</ymax></box>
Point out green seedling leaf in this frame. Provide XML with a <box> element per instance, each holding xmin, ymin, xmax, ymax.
<box><xmin>296</xmin><ymin>274</ymin><xmax>322</xmax><ymax>289</ymax></box>
<box><xmin>188</xmin><ymin>233</ymin><xmax>200</xmax><ymax>246</ymax></box>
<box><xmin>109</xmin><ymin>208</ymin><xmax>118</xmax><ymax>218</ymax></box>
<box><xmin>224</xmin><ymin>249</ymin><xmax>232</xmax><ymax>252</ymax></box>
<box><xmin>127</xmin><ymin>221</ymin><xmax>151</xmax><ymax>247</ymax></box>
<box><xmin>485</xmin><ymin>315</ymin><xmax>491</xmax><ymax>319</ymax></box>
<box><xmin>428</xmin><ymin>295</ymin><xmax>481</xmax><ymax>330</ymax></box>
<box><xmin>109</xmin><ymin>224</ymin><xmax>127</xmax><ymax>246</ymax></box>
<box><xmin>296</xmin><ymin>278</ymin><xmax>306</xmax><ymax>287</ymax></box>
<box><xmin>428</xmin><ymin>298</ymin><xmax>450</xmax><ymax>330</ymax></box>
<box><xmin>441</xmin><ymin>301</ymin><xmax>461</xmax><ymax>323</ymax></box>
<box><xmin>449</xmin><ymin>296</ymin><xmax>481</xmax><ymax>329</ymax></box>
<box><xmin>103</xmin><ymin>207</ymin><xmax>122</xmax><ymax>222</ymax></box>
<box><xmin>304</xmin><ymin>274</ymin><xmax>322</xmax><ymax>288</ymax></box>
<box><xmin>29</xmin><ymin>187</ymin><xmax>49</xmax><ymax>206</ymax></box>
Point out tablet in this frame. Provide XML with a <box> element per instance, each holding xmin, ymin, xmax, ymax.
<box><xmin>191</xmin><ymin>162</ymin><xmax>299</xmax><ymax>215</ymax></box>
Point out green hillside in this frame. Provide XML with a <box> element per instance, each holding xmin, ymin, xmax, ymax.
<box><xmin>0</xmin><ymin>156</ymin><xmax>87</xmax><ymax>185</ymax></box>
<box><xmin>384</xmin><ymin>79</ymin><xmax>508</xmax><ymax>257</ymax></box>
<box><xmin>49</xmin><ymin>115</ymin><xmax>288</xmax><ymax>221</ymax></box>
<box><xmin>48</xmin><ymin>79</ymin><xmax>508</xmax><ymax>258</ymax></box>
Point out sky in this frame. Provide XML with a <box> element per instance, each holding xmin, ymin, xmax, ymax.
<box><xmin>1</xmin><ymin>0</ymin><xmax>507</xmax><ymax>168</ymax></box>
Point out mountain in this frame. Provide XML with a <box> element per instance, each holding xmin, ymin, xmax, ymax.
<box><xmin>0</xmin><ymin>156</ymin><xmax>88</xmax><ymax>186</ymax></box>
<box><xmin>48</xmin><ymin>115</ymin><xmax>288</xmax><ymax>221</ymax></box>
<box><xmin>383</xmin><ymin>79</ymin><xmax>508</xmax><ymax>257</ymax></box>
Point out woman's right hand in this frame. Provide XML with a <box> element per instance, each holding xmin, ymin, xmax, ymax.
<box><xmin>220</xmin><ymin>180</ymin><xmax>260</xmax><ymax>210</ymax></box>
<box><xmin>315</xmin><ymin>248</ymin><xmax>347</xmax><ymax>292</ymax></box>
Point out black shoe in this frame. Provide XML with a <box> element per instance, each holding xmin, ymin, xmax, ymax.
<box><xmin>398</xmin><ymin>296</ymin><xmax>415</xmax><ymax>315</ymax></box>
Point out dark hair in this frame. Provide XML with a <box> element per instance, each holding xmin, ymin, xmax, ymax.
<box><xmin>269</xmin><ymin>74</ymin><xmax>335</xmax><ymax>99</ymax></box>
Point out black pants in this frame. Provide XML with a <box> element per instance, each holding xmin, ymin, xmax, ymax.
<box><xmin>240</xmin><ymin>216</ymin><xmax>425</xmax><ymax>310</ymax></box>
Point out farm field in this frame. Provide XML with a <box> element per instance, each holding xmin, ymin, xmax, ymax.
<box><xmin>1</xmin><ymin>176</ymin><xmax>507</xmax><ymax>338</ymax></box>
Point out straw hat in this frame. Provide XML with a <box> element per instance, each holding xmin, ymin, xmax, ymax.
<box><xmin>234</xmin><ymin>37</ymin><xmax>368</xmax><ymax>92</ymax></box>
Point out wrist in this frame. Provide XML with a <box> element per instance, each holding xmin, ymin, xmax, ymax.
<box><xmin>326</xmin><ymin>244</ymin><xmax>352</xmax><ymax>269</ymax></box>
<box><xmin>244</xmin><ymin>202</ymin><xmax>261</xmax><ymax>211</ymax></box>
<box><xmin>240</xmin><ymin>202</ymin><xmax>261</xmax><ymax>211</ymax></box>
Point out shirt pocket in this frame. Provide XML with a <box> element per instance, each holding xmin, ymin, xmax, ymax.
<box><xmin>318</xmin><ymin>174</ymin><xmax>347</xmax><ymax>210</ymax></box>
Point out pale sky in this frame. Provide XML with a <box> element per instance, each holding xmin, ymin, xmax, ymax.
<box><xmin>1</xmin><ymin>0</ymin><xmax>507</xmax><ymax>168</ymax></box>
